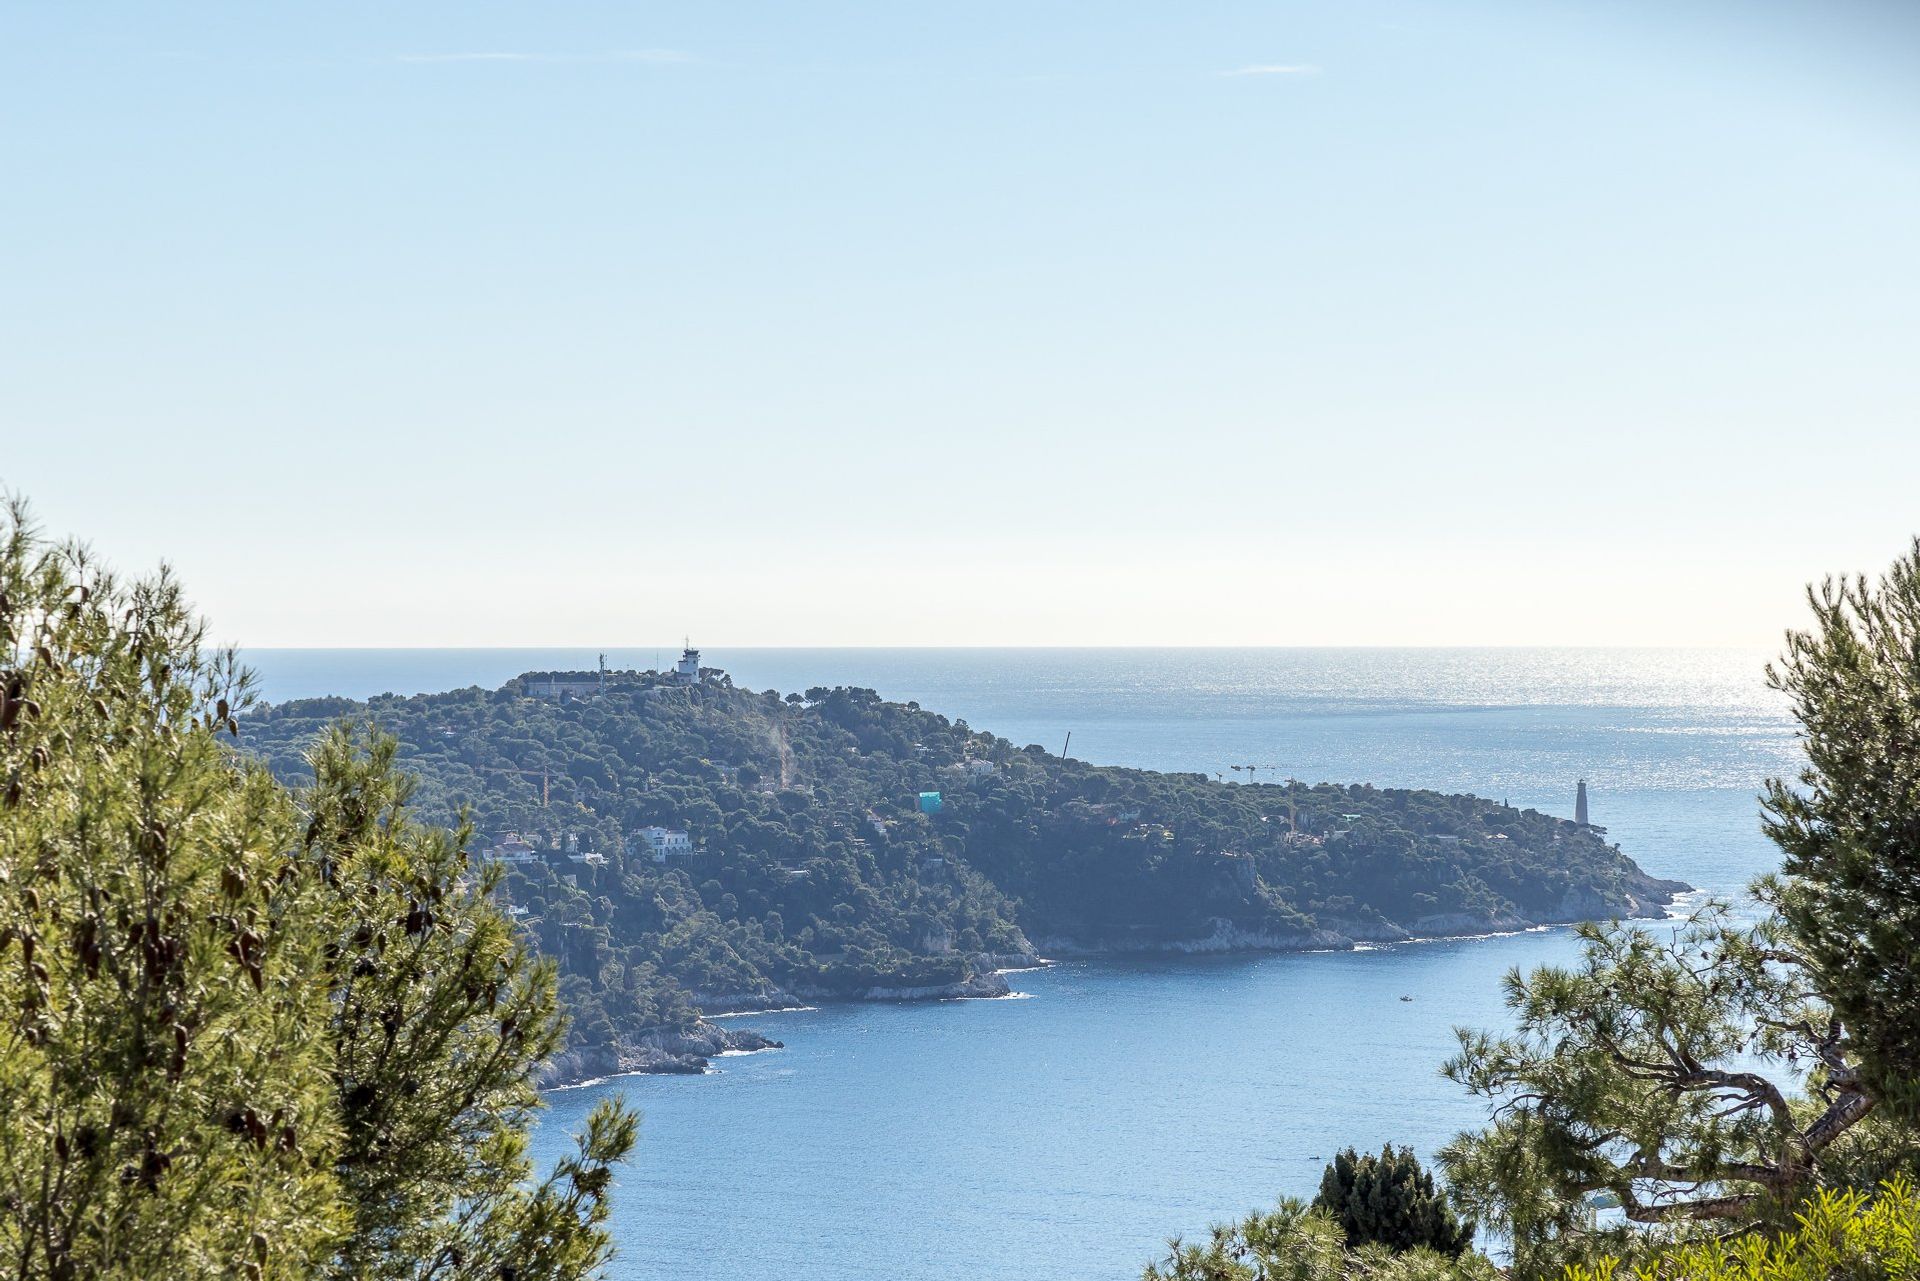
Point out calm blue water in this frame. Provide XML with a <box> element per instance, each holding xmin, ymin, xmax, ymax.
<box><xmin>245</xmin><ymin>648</ymin><xmax>1798</xmax><ymax>1280</ymax></box>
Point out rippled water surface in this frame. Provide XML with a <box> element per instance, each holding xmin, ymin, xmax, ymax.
<box><xmin>248</xmin><ymin>648</ymin><xmax>1797</xmax><ymax>1280</ymax></box>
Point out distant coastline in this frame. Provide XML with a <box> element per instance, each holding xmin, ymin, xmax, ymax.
<box><xmin>538</xmin><ymin>887</ymin><xmax>1693</xmax><ymax>1088</ymax></box>
<box><xmin>235</xmin><ymin>652</ymin><xmax>1727</xmax><ymax>1093</ymax></box>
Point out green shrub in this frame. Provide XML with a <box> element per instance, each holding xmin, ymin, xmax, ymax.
<box><xmin>1566</xmin><ymin>1177</ymin><xmax>1920</xmax><ymax>1281</ymax></box>
<box><xmin>1144</xmin><ymin>1199</ymin><xmax>1495</xmax><ymax>1281</ymax></box>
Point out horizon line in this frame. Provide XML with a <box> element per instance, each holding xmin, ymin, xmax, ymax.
<box><xmin>230</xmin><ymin>642</ymin><xmax>1779</xmax><ymax>652</ymax></box>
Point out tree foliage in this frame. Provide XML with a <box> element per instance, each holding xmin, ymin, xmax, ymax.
<box><xmin>0</xmin><ymin>507</ymin><xmax>340</xmax><ymax>1277</ymax></box>
<box><xmin>0</xmin><ymin>500</ymin><xmax>636</xmax><ymax>1280</ymax></box>
<box><xmin>1567</xmin><ymin>1177</ymin><xmax>1920</xmax><ymax>1281</ymax></box>
<box><xmin>237</xmin><ymin>674</ymin><xmax>1681</xmax><ymax>1067</ymax></box>
<box><xmin>1312</xmin><ymin>1146</ymin><xmax>1474</xmax><ymax>1258</ymax></box>
<box><xmin>1438</xmin><ymin>907</ymin><xmax>1882</xmax><ymax>1274</ymax></box>
<box><xmin>1762</xmin><ymin>540</ymin><xmax>1920</xmax><ymax>1125</ymax></box>
<box><xmin>303</xmin><ymin>728</ymin><xmax>637</xmax><ymax>1281</ymax></box>
<box><xmin>1433</xmin><ymin>546</ymin><xmax>1920</xmax><ymax>1276</ymax></box>
<box><xmin>1142</xmin><ymin>1199</ymin><xmax>1495</xmax><ymax>1281</ymax></box>
<box><xmin>1137</xmin><ymin>550</ymin><xmax>1920</xmax><ymax>1280</ymax></box>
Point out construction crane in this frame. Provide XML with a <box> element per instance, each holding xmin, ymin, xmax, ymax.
<box><xmin>1274</xmin><ymin>797</ymin><xmax>1300</xmax><ymax>834</ymax></box>
<box><xmin>1229</xmin><ymin>764</ymin><xmax>1283</xmax><ymax>785</ymax></box>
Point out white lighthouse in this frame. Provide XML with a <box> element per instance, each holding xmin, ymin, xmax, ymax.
<box><xmin>674</xmin><ymin>642</ymin><xmax>702</xmax><ymax>686</ymax></box>
<box><xmin>1575</xmin><ymin>779</ymin><xmax>1590</xmax><ymax>827</ymax></box>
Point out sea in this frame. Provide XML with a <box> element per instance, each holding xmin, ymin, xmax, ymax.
<box><xmin>244</xmin><ymin>648</ymin><xmax>1799</xmax><ymax>1281</ymax></box>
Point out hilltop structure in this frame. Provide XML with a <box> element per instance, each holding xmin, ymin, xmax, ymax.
<box><xmin>675</xmin><ymin>643</ymin><xmax>703</xmax><ymax>685</ymax></box>
<box><xmin>524</xmin><ymin>672</ymin><xmax>600</xmax><ymax>700</ymax></box>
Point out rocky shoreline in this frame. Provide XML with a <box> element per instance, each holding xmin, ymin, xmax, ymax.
<box><xmin>539</xmin><ymin>1021</ymin><xmax>785</xmax><ymax>1088</ymax></box>
<box><xmin>540</xmin><ymin>877</ymin><xmax>1689</xmax><ymax>1089</ymax></box>
<box><xmin>689</xmin><ymin>953</ymin><xmax>1033</xmax><ymax>1018</ymax></box>
<box><xmin>1034</xmin><ymin>873</ymin><xmax>1690</xmax><ymax>956</ymax></box>
<box><xmin>538</xmin><ymin>956</ymin><xmax>1033</xmax><ymax>1088</ymax></box>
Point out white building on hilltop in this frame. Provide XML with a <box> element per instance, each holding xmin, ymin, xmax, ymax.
<box><xmin>524</xmin><ymin>673</ymin><xmax>599</xmax><ymax>699</ymax></box>
<box><xmin>674</xmin><ymin>643</ymin><xmax>702</xmax><ymax>685</ymax></box>
<box><xmin>634</xmin><ymin>826</ymin><xmax>694</xmax><ymax>863</ymax></box>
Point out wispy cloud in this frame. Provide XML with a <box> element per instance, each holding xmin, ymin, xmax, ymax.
<box><xmin>396</xmin><ymin>49</ymin><xmax>693</xmax><ymax>66</ymax></box>
<box><xmin>1218</xmin><ymin>63</ymin><xmax>1320</xmax><ymax>77</ymax></box>
<box><xmin>611</xmin><ymin>49</ymin><xmax>694</xmax><ymax>65</ymax></box>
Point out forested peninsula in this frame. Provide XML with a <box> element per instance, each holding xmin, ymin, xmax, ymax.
<box><xmin>240</xmin><ymin>662</ymin><xmax>1685</xmax><ymax>1084</ymax></box>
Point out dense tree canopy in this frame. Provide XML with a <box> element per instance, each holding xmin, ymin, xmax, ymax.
<box><xmin>236</xmin><ymin>672</ymin><xmax>1680</xmax><ymax>1072</ymax></box>
<box><xmin>0</xmin><ymin>501</ymin><xmax>635</xmax><ymax>1280</ymax></box>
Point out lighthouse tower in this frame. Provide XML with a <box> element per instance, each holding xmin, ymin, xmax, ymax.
<box><xmin>1575</xmin><ymin>779</ymin><xmax>1590</xmax><ymax>827</ymax></box>
<box><xmin>674</xmin><ymin>641</ymin><xmax>702</xmax><ymax>686</ymax></box>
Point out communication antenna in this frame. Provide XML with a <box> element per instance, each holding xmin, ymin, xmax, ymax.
<box><xmin>1061</xmin><ymin>730</ymin><xmax>1073</xmax><ymax>759</ymax></box>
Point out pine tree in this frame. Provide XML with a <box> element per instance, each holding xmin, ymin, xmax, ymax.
<box><xmin>1435</xmin><ymin>548</ymin><xmax>1920</xmax><ymax>1274</ymax></box>
<box><xmin>1144</xmin><ymin>1197</ymin><xmax>1493</xmax><ymax>1281</ymax></box>
<box><xmin>0</xmin><ymin>503</ymin><xmax>342</xmax><ymax>1279</ymax></box>
<box><xmin>303</xmin><ymin>726</ymin><xmax>637</xmax><ymax>1281</ymax></box>
<box><xmin>1312</xmin><ymin>1145</ymin><xmax>1474</xmax><ymax>1258</ymax></box>
<box><xmin>1762</xmin><ymin>539</ymin><xmax>1920</xmax><ymax>1124</ymax></box>
<box><xmin>1437</xmin><ymin>906</ymin><xmax>1888</xmax><ymax>1273</ymax></box>
<box><xmin>0</xmin><ymin>497</ymin><xmax>637</xmax><ymax>1280</ymax></box>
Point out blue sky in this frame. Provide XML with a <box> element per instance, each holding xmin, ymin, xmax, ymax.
<box><xmin>4</xmin><ymin>1</ymin><xmax>1918</xmax><ymax>646</ymax></box>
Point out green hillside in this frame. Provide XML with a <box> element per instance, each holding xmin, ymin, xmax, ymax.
<box><xmin>239</xmin><ymin>665</ymin><xmax>1684</xmax><ymax>1076</ymax></box>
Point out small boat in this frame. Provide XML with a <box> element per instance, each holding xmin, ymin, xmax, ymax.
<box><xmin>1399</xmin><ymin>995</ymin><xmax>1413</xmax><ymax>1002</ymax></box>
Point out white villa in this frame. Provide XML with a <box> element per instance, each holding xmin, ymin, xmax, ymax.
<box><xmin>634</xmin><ymin>826</ymin><xmax>695</xmax><ymax>863</ymax></box>
<box><xmin>481</xmin><ymin>833</ymin><xmax>540</xmax><ymax>865</ymax></box>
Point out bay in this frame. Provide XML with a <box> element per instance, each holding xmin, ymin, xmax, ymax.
<box><xmin>245</xmin><ymin>647</ymin><xmax>1796</xmax><ymax>1280</ymax></box>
